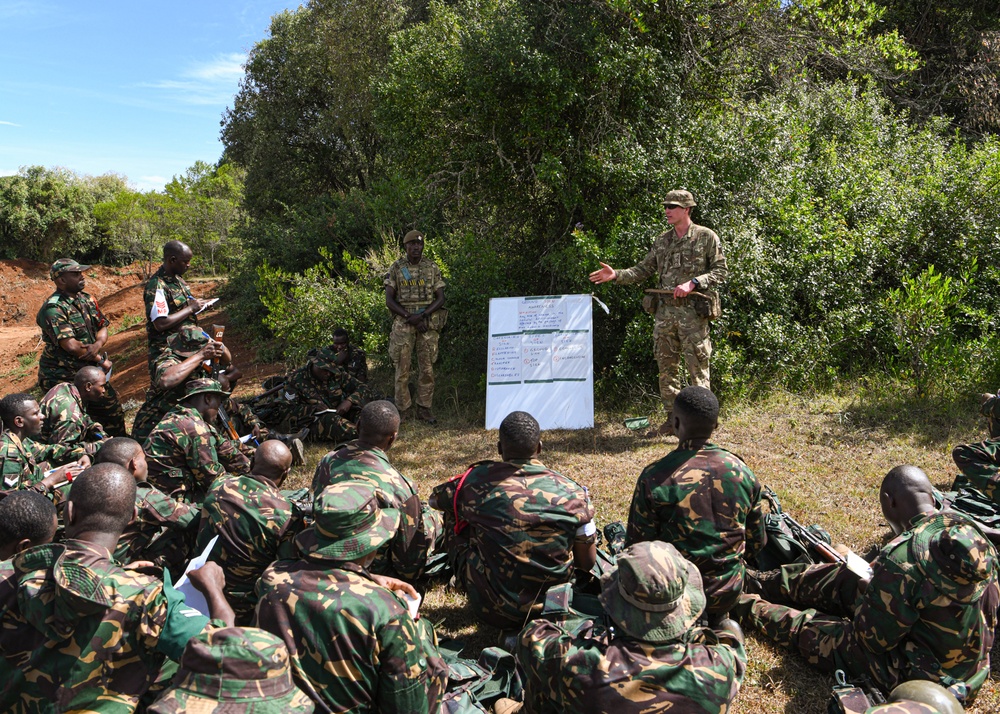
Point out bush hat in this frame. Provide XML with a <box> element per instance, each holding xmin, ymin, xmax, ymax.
<box><xmin>182</xmin><ymin>377</ymin><xmax>230</xmax><ymax>400</ymax></box>
<box><xmin>148</xmin><ymin>626</ymin><xmax>314</xmax><ymax>713</ymax></box>
<box><xmin>599</xmin><ymin>541</ymin><xmax>705</xmax><ymax>643</ymax></box>
<box><xmin>403</xmin><ymin>230</ymin><xmax>424</xmax><ymax>244</ymax></box>
<box><xmin>166</xmin><ymin>324</ymin><xmax>211</xmax><ymax>356</ymax></box>
<box><xmin>50</xmin><ymin>258</ymin><xmax>91</xmax><ymax>278</ymax></box>
<box><xmin>913</xmin><ymin>511</ymin><xmax>996</xmax><ymax>602</ymax></box>
<box><xmin>295</xmin><ymin>480</ymin><xmax>400</xmax><ymax>561</ymax></box>
<box><xmin>662</xmin><ymin>190</ymin><xmax>697</xmax><ymax>207</ymax></box>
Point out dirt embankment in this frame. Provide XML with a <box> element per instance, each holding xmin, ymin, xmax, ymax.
<box><xmin>0</xmin><ymin>260</ymin><xmax>281</xmax><ymax>404</ymax></box>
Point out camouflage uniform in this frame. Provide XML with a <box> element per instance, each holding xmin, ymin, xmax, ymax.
<box><xmin>313</xmin><ymin>441</ymin><xmax>443</xmax><ymax>580</ymax></box>
<box><xmin>865</xmin><ymin>705</ymin><xmax>942</xmax><ymax>714</ymax></box>
<box><xmin>148</xmin><ymin>626</ymin><xmax>315</xmax><ymax>713</ymax></box>
<box><xmin>431</xmin><ymin>458</ymin><xmax>596</xmax><ymax>629</ymax></box>
<box><xmin>36</xmin><ymin>287</ymin><xmax>126</xmax><ymax>436</ymax></box>
<box><xmin>144</xmin><ymin>264</ymin><xmax>198</xmax><ymax>372</ymax></box>
<box><xmin>196</xmin><ymin>473</ymin><xmax>304</xmax><ymax>623</ymax></box>
<box><xmin>626</xmin><ymin>440</ymin><xmax>767</xmax><ymax>616</ymax></box>
<box><xmin>740</xmin><ymin>510</ymin><xmax>1000</xmax><ymax>703</ymax></box>
<box><xmin>614</xmin><ymin>222</ymin><xmax>727</xmax><ymax>411</ymax></box>
<box><xmin>144</xmin><ymin>403</ymin><xmax>251</xmax><ymax>504</ymax></box>
<box><xmin>0</xmin><ymin>430</ymin><xmax>77</xmax><ymax>493</ymax></box>
<box><xmin>132</xmin><ymin>346</ymin><xmax>192</xmax><ymax>444</ymax></box>
<box><xmin>518</xmin><ymin>542</ymin><xmax>746</xmax><ymax>714</ymax></box>
<box><xmin>952</xmin><ymin>438</ymin><xmax>1000</xmax><ymax>503</ymax></box>
<box><xmin>115</xmin><ymin>482</ymin><xmax>200</xmax><ymax>573</ymax></box>
<box><xmin>0</xmin><ymin>558</ymin><xmax>27</xmax><ymax>712</ymax></box>
<box><xmin>267</xmin><ymin>361</ymin><xmax>364</xmax><ymax>443</ymax></box>
<box><xmin>253</xmin><ymin>481</ymin><xmax>449</xmax><ymax>713</ymax></box>
<box><xmin>980</xmin><ymin>394</ymin><xmax>1000</xmax><ymax>439</ymax></box>
<box><xmin>385</xmin><ymin>255</ymin><xmax>446</xmax><ymax>413</ymax></box>
<box><xmin>216</xmin><ymin>397</ymin><xmax>269</xmax><ymax>459</ymax></box>
<box><xmin>315</xmin><ymin>343</ymin><xmax>370</xmax><ymax>384</ymax></box>
<box><xmin>5</xmin><ymin>538</ymin><xmax>212</xmax><ymax>712</ymax></box>
<box><xmin>38</xmin><ymin>381</ymin><xmax>105</xmax><ymax>457</ymax></box>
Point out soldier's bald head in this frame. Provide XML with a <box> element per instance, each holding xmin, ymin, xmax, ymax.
<box><xmin>499</xmin><ymin>411</ymin><xmax>541</xmax><ymax>460</ymax></box>
<box><xmin>358</xmin><ymin>401</ymin><xmax>399</xmax><ymax>445</ymax></box>
<box><xmin>252</xmin><ymin>440</ymin><xmax>293</xmax><ymax>482</ymax></box>
<box><xmin>66</xmin><ymin>463</ymin><xmax>137</xmax><ymax>536</ymax></box>
<box><xmin>880</xmin><ymin>465</ymin><xmax>936</xmax><ymax>535</ymax></box>
<box><xmin>163</xmin><ymin>240</ymin><xmax>191</xmax><ymax>260</ymax></box>
<box><xmin>74</xmin><ymin>366</ymin><xmax>105</xmax><ymax>389</ymax></box>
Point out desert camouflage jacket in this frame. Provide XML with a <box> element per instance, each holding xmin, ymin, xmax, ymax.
<box><xmin>384</xmin><ymin>256</ymin><xmax>445</xmax><ymax>312</ymax></box>
<box><xmin>614</xmin><ymin>223</ymin><xmax>728</xmax><ymax>295</ymax></box>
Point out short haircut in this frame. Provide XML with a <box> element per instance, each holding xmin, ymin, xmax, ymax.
<box><xmin>881</xmin><ymin>465</ymin><xmax>933</xmax><ymax>500</ymax></box>
<box><xmin>358</xmin><ymin>401</ymin><xmax>400</xmax><ymax>441</ymax></box>
<box><xmin>673</xmin><ymin>386</ymin><xmax>719</xmax><ymax>432</ymax></box>
<box><xmin>74</xmin><ymin>366</ymin><xmax>105</xmax><ymax>389</ymax></box>
<box><xmin>499</xmin><ymin>411</ymin><xmax>540</xmax><ymax>458</ymax></box>
<box><xmin>163</xmin><ymin>240</ymin><xmax>190</xmax><ymax>260</ymax></box>
<box><xmin>0</xmin><ymin>492</ymin><xmax>56</xmax><ymax>547</ymax></box>
<box><xmin>68</xmin><ymin>463</ymin><xmax>137</xmax><ymax>534</ymax></box>
<box><xmin>95</xmin><ymin>437</ymin><xmax>143</xmax><ymax>467</ymax></box>
<box><xmin>0</xmin><ymin>393</ymin><xmax>36</xmax><ymax>427</ymax></box>
<box><xmin>332</xmin><ymin>327</ymin><xmax>349</xmax><ymax>341</ymax></box>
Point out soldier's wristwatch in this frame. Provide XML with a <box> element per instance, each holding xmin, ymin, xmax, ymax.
<box><xmin>692</xmin><ymin>277</ymin><xmax>701</xmax><ymax>288</ymax></box>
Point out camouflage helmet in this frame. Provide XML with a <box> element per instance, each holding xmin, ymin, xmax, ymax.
<box><xmin>182</xmin><ymin>377</ymin><xmax>230</xmax><ymax>400</ymax></box>
<box><xmin>889</xmin><ymin>679</ymin><xmax>964</xmax><ymax>714</ymax></box>
<box><xmin>294</xmin><ymin>480</ymin><xmax>400</xmax><ymax>561</ymax></box>
<box><xmin>148</xmin><ymin>626</ymin><xmax>315</xmax><ymax>713</ymax></box>
<box><xmin>662</xmin><ymin>189</ymin><xmax>696</xmax><ymax>208</ymax></box>
<box><xmin>50</xmin><ymin>258</ymin><xmax>91</xmax><ymax>278</ymax></box>
<box><xmin>403</xmin><ymin>229</ymin><xmax>424</xmax><ymax>244</ymax></box>
<box><xmin>166</xmin><ymin>324</ymin><xmax>211</xmax><ymax>356</ymax></box>
<box><xmin>598</xmin><ymin>541</ymin><xmax>705</xmax><ymax>643</ymax></box>
<box><xmin>913</xmin><ymin>512</ymin><xmax>996</xmax><ymax>602</ymax></box>
<box><xmin>864</xmin><ymin>703</ymin><xmax>947</xmax><ymax>713</ymax></box>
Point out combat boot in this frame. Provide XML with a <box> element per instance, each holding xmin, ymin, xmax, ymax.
<box><xmin>417</xmin><ymin>406</ymin><xmax>437</xmax><ymax>425</ymax></box>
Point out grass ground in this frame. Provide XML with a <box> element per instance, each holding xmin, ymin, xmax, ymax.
<box><xmin>271</xmin><ymin>381</ymin><xmax>1000</xmax><ymax>713</ymax></box>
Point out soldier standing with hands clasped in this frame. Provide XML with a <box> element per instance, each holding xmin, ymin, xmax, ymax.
<box><xmin>589</xmin><ymin>190</ymin><xmax>727</xmax><ymax>438</ymax></box>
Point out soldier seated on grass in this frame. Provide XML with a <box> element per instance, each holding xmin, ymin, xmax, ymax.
<box><xmin>267</xmin><ymin>355</ymin><xmax>366</xmax><ymax>443</ymax></box>
<box><xmin>0</xmin><ymin>392</ymin><xmax>88</xmax><ymax>496</ymax></box>
<box><xmin>626</xmin><ymin>385</ymin><xmax>766</xmax><ymax>624</ymax></box>
<box><xmin>0</xmin><ymin>491</ymin><xmax>58</xmax><ymax>561</ymax></box>
<box><xmin>737</xmin><ymin>464</ymin><xmax>1000</xmax><ymax>706</ymax></box>
<box><xmin>38</xmin><ymin>365</ymin><xmax>109</xmax><ymax>458</ymax></box>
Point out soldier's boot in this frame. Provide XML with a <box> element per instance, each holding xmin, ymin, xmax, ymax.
<box><xmin>644</xmin><ymin>413</ymin><xmax>675</xmax><ymax>439</ymax></box>
<box><xmin>399</xmin><ymin>407</ymin><xmax>414</xmax><ymax>424</ymax></box>
<box><xmin>288</xmin><ymin>438</ymin><xmax>305</xmax><ymax>467</ymax></box>
<box><xmin>494</xmin><ymin>699</ymin><xmax>524</xmax><ymax>714</ymax></box>
<box><xmin>744</xmin><ymin>567</ymin><xmax>782</xmax><ymax>599</ymax></box>
<box><xmin>417</xmin><ymin>406</ymin><xmax>437</xmax><ymax>425</ymax></box>
<box><xmin>267</xmin><ymin>428</ymin><xmax>309</xmax><ymax>466</ymax></box>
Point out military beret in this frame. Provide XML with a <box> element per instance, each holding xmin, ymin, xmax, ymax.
<box><xmin>403</xmin><ymin>230</ymin><xmax>424</xmax><ymax>244</ymax></box>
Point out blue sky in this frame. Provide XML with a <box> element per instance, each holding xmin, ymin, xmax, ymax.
<box><xmin>0</xmin><ymin>1</ymin><xmax>299</xmax><ymax>191</ymax></box>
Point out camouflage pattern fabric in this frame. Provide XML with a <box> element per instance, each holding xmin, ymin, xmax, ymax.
<box><xmin>0</xmin><ymin>558</ymin><xmax>31</xmax><ymax>711</ymax></box>
<box><xmin>626</xmin><ymin>440</ymin><xmax>766</xmax><ymax>616</ymax></box>
<box><xmin>216</xmin><ymin>397</ymin><xmax>269</xmax><ymax>458</ymax></box>
<box><xmin>253</xmin><ymin>558</ymin><xmax>449</xmax><ymax>713</ymax></box>
<box><xmin>517</xmin><ymin>613</ymin><xmax>746</xmax><ymax>713</ymax></box>
<box><xmin>432</xmin><ymin>458</ymin><xmax>596</xmax><ymax>629</ymax></box>
<box><xmin>952</xmin><ymin>439</ymin><xmax>1000</xmax><ymax>503</ymax></box>
<box><xmin>865</xmin><ymin>705</ymin><xmax>943</xmax><ymax>714</ymax></box>
<box><xmin>384</xmin><ymin>256</ymin><xmax>445</xmax><ymax>412</ymax></box>
<box><xmin>981</xmin><ymin>394</ymin><xmax>1000</xmax><ymax>439</ymax></box>
<box><xmin>313</xmin><ymin>442</ymin><xmax>443</xmax><ymax>580</ymax></box>
<box><xmin>6</xmin><ymin>539</ymin><xmax>211</xmax><ymax>713</ymax></box>
<box><xmin>196</xmin><ymin>473</ymin><xmax>303</xmax><ymax>623</ymax></box>
<box><xmin>315</xmin><ymin>343</ymin><xmax>370</xmax><ymax>384</ymax></box>
<box><xmin>741</xmin><ymin>510</ymin><xmax>1000</xmax><ymax>703</ymax></box>
<box><xmin>36</xmin><ymin>289</ymin><xmax>126</xmax><ymax>436</ymax></box>
<box><xmin>115</xmin><ymin>482</ymin><xmax>199</xmax><ymax>572</ymax></box>
<box><xmin>0</xmin><ymin>430</ymin><xmax>77</xmax><ymax>493</ymax></box>
<box><xmin>268</xmin><ymin>363</ymin><xmax>363</xmax><ymax>442</ymax></box>
<box><xmin>144</xmin><ymin>264</ymin><xmax>198</xmax><ymax>370</ymax></box>
<box><xmin>144</xmin><ymin>403</ymin><xmax>250</xmax><ymax>503</ymax></box>
<box><xmin>131</xmin><ymin>346</ymin><xmax>192</xmax><ymax>444</ymax></box>
<box><xmin>38</xmin><ymin>381</ymin><xmax>105</xmax><ymax>457</ymax></box>
<box><xmin>614</xmin><ymin>223</ymin><xmax>727</xmax><ymax>410</ymax></box>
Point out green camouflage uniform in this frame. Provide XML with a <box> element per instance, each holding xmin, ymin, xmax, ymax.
<box><xmin>115</xmin><ymin>482</ymin><xmax>200</xmax><ymax>573</ymax></box>
<box><xmin>267</xmin><ymin>361</ymin><xmax>364</xmax><ymax>442</ymax></box>
<box><xmin>314</xmin><ymin>343</ymin><xmax>370</xmax><ymax>384</ymax></box>
<box><xmin>952</xmin><ymin>438</ymin><xmax>1000</xmax><ymax>503</ymax></box>
<box><xmin>38</xmin><ymin>381</ymin><xmax>105</xmax><ymax>457</ymax></box>
<box><xmin>0</xmin><ymin>558</ymin><xmax>27</xmax><ymax>712</ymax></box>
<box><xmin>144</xmin><ymin>403</ymin><xmax>251</xmax><ymax>504</ymax></box>
<box><xmin>148</xmin><ymin>626</ymin><xmax>315</xmax><ymax>713</ymax></box>
<box><xmin>432</xmin><ymin>458</ymin><xmax>596</xmax><ymax>629</ymax></box>
<box><xmin>741</xmin><ymin>510</ymin><xmax>1000</xmax><ymax>703</ymax></box>
<box><xmin>131</xmin><ymin>345</ymin><xmax>194</xmax><ymax>444</ymax></box>
<box><xmin>216</xmin><ymin>397</ymin><xmax>269</xmax><ymax>459</ymax></box>
<box><xmin>0</xmin><ymin>430</ymin><xmax>77</xmax><ymax>493</ymax></box>
<box><xmin>385</xmin><ymin>256</ymin><xmax>445</xmax><ymax>413</ymax></box>
<box><xmin>196</xmin><ymin>473</ymin><xmax>303</xmax><ymax>623</ymax></box>
<box><xmin>4</xmin><ymin>539</ymin><xmax>212</xmax><ymax>712</ymax></box>
<box><xmin>614</xmin><ymin>224</ymin><xmax>727</xmax><ymax>411</ymax></box>
<box><xmin>980</xmin><ymin>394</ymin><xmax>1000</xmax><ymax>439</ymax></box>
<box><xmin>144</xmin><ymin>264</ymin><xmax>199</xmax><ymax>372</ymax></box>
<box><xmin>36</xmin><ymin>288</ymin><xmax>126</xmax><ymax>436</ymax></box>
<box><xmin>626</xmin><ymin>440</ymin><xmax>767</xmax><ymax>616</ymax></box>
<box><xmin>312</xmin><ymin>442</ymin><xmax>443</xmax><ymax>580</ymax></box>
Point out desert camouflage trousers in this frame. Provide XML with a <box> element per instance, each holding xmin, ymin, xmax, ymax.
<box><xmin>39</xmin><ymin>372</ymin><xmax>127</xmax><ymax>437</ymax></box>
<box><xmin>389</xmin><ymin>317</ymin><xmax>440</xmax><ymax>412</ymax></box>
<box><xmin>653</xmin><ymin>305</ymin><xmax>711</xmax><ymax>412</ymax></box>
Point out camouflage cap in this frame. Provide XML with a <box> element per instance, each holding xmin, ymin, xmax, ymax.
<box><xmin>662</xmin><ymin>189</ymin><xmax>696</xmax><ymax>207</ymax></box>
<box><xmin>403</xmin><ymin>229</ymin><xmax>424</xmax><ymax>244</ymax></box>
<box><xmin>50</xmin><ymin>258</ymin><xmax>92</xmax><ymax>278</ymax></box>
<box><xmin>182</xmin><ymin>377</ymin><xmax>230</xmax><ymax>400</ymax></box>
<box><xmin>914</xmin><ymin>511</ymin><xmax>996</xmax><ymax>602</ymax></box>
<box><xmin>295</xmin><ymin>480</ymin><xmax>400</xmax><ymax>561</ymax></box>
<box><xmin>598</xmin><ymin>541</ymin><xmax>705</xmax><ymax>643</ymax></box>
<box><xmin>148</xmin><ymin>626</ymin><xmax>315</xmax><ymax>713</ymax></box>
<box><xmin>166</xmin><ymin>324</ymin><xmax>211</xmax><ymax>356</ymax></box>
<box><xmin>889</xmin><ymin>680</ymin><xmax>962</xmax><ymax>714</ymax></box>
<box><xmin>308</xmin><ymin>352</ymin><xmax>339</xmax><ymax>375</ymax></box>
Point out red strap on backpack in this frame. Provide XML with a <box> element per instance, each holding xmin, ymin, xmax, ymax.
<box><xmin>450</xmin><ymin>465</ymin><xmax>475</xmax><ymax>535</ymax></box>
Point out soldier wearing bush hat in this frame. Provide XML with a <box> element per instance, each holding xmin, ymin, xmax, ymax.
<box><xmin>149</xmin><ymin>626</ymin><xmax>314</xmax><ymax>713</ymax></box>
<box><xmin>517</xmin><ymin>541</ymin><xmax>747</xmax><ymax>711</ymax></box>
<box><xmin>385</xmin><ymin>229</ymin><xmax>447</xmax><ymax>424</ymax></box>
<box><xmin>36</xmin><ymin>257</ymin><xmax>127</xmax><ymax>436</ymax></box>
<box><xmin>266</xmin><ymin>354</ymin><xmax>365</xmax><ymax>443</ymax></box>
<box><xmin>588</xmin><ymin>188</ymin><xmax>727</xmax><ymax>438</ymax></box>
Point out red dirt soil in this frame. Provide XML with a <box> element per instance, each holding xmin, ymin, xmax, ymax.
<box><xmin>0</xmin><ymin>260</ymin><xmax>282</xmax><ymax>404</ymax></box>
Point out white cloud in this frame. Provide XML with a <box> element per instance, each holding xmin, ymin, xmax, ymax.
<box><xmin>0</xmin><ymin>1</ymin><xmax>52</xmax><ymax>20</ymax></box>
<box><xmin>0</xmin><ymin>120</ymin><xmax>21</xmax><ymax>127</ymax></box>
<box><xmin>141</xmin><ymin>53</ymin><xmax>246</xmax><ymax>106</ymax></box>
<box><xmin>133</xmin><ymin>175</ymin><xmax>170</xmax><ymax>192</ymax></box>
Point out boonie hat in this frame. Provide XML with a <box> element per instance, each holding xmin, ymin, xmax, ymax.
<box><xmin>166</xmin><ymin>324</ymin><xmax>211</xmax><ymax>356</ymax></box>
<box><xmin>403</xmin><ymin>230</ymin><xmax>424</xmax><ymax>244</ymax></box>
<box><xmin>148</xmin><ymin>626</ymin><xmax>315</xmax><ymax>713</ymax></box>
<box><xmin>598</xmin><ymin>541</ymin><xmax>705</xmax><ymax>643</ymax></box>
<box><xmin>50</xmin><ymin>258</ymin><xmax>92</xmax><ymax>278</ymax></box>
<box><xmin>182</xmin><ymin>377</ymin><xmax>230</xmax><ymax>400</ymax></box>
<box><xmin>662</xmin><ymin>190</ymin><xmax>697</xmax><ymax>207</ymax></box>
<box><xmin>295</xmin><ymin>480</ymin><xmax>399</xmax><ymax>561</ymax></box>
<box><xmin>914</xmin><ymin>511</ymin><xmax>996</xmax><ymax>602</ymax></box>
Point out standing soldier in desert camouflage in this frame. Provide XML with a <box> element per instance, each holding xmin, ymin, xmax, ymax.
<box><xmin>589</xmin><ymin>190</ymin><xmax>727</xmax><ymax>438</ymax></box>
<box><xmin>38</xmin><ymin>366</ymin><xmax>108</xmax><ymax>457</ymax></box>
<box><xmin>36</xmin><ymin>258</ymin><xmax>126</xmax><ymax>436</ymax></box>
<box><xmin>144</xmin><ymin>240</ymin><xmax>212</xmax><ymax>372</ymax></box>
<box><xmin>385</xmin><ymin>230</ymin><xmax>446</xmax><ymax>425</ymax></box>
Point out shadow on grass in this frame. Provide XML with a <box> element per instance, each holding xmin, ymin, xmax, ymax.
<box><xmin>834</xmin><ymin>387</ymin><xmax>984</xmax><ymax>447</ymax></box>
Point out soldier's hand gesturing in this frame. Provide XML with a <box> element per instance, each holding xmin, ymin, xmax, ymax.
<box><xmin>588</xmin><ymin>262</ymin><xmax>616</xmax><ymax>284</ymax></box>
